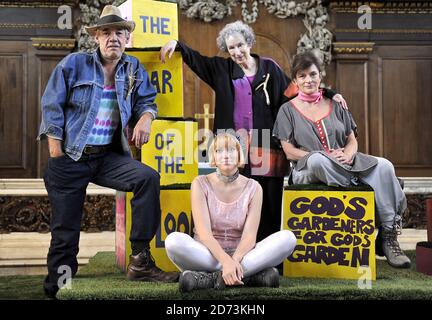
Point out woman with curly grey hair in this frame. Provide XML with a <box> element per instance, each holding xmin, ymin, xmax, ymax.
<box><xmin>216</xmin><ymin>20</ymin><xmax>256</xmax><ymax>52</ymax></box>
<box><xmin>160</xmin><ymin>20</ymin><xmax>346</xmax><ymax>246</ymax></box>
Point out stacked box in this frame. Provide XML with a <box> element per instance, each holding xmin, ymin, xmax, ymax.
<box><xmin>116</xmin><ymin>119</ymin><xmax>198</xmax><ymax>272</ymax></box>
<box><xmin>119</xmin><ymin>0</ymin><xmax>178</xmax><ymax>48</ymax></box>
<box><xmin>116</xmin><ymin>188</ymin><xmax>193</xmax><ymax>272</ymax></box>
<box><xmin>129</xmin><ymin>51</ymin><xmax>184</xmax><ymax>118</ymax></box>
<box><xmin>140</xmin><ymin>119</ymin><xmax>198</xmax><ymax>186</ymax></box>
<box><xmin>116</xmin><ymin>0</ymin><xmax>197</xmax><ymax>272</ymax></box>
<box><xmin>282</xmin><ymin>185</ymin><xmax>376</xmax><ymax>281</ymax></box>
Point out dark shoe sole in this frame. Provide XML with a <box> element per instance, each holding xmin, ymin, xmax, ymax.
<box><xmin>43</xmin><ymin>275</ymin><xmax>59</xmax><ymax>299</ymax></box>
<box><xmin>213</xmin><ymin>271</ymin><xmax>225</xmax><ymax>290</ymax></box>
<box><xmin>127</xmin><ymin>274</ymin><xmax>160</xmax><ymax>282</ymax></box>
<box><xmin>387</xmin><ymin>260</ymin><xmax>411</xmax><ymax>269</ymax></box>
<box><xmin>178</xmin><ymin>273</ymin><xmax>192</xmax><ymax>293</ymax></box>
<box><xmin>375</xmin><ymin>248</ymin><xmax>385</xmax><ymax>257</ymax></box>
<box><xmin>43</xmin><ymin>288</ymin><xmax>58</xmax><ymax>299</ymax></box>
<box><xmin>127</xmin><ymin>272</ymin><xmax>179</xmax><ymax>282</ymax></box>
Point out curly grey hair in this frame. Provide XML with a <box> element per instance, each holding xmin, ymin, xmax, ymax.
<box><xmin>216</xmin><ymin>20</ymin><xmax>256</xmax><ymax>52</ymax></box>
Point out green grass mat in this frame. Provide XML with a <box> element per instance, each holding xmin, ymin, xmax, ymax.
<box><xmin>0</xmin><ymin>274</ymin><xmax>46</xmax><ymax>300</ymax></box>
<box><xmin>49</xmin><ymin>251</ymin><xmax>432</xmax><ymax>300</ymax></box>
<box><xmin>1</xmin><ymin>251</ymin><xmax>431</xmax><ymax>300</ymax></box>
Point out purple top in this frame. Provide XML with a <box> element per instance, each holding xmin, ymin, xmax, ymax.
<box><xmin>233</xmin><ymin>75</ymin><xmax>255</xmax><ymax>131</ymax></box>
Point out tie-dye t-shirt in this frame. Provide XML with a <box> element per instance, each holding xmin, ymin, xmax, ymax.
<box><xmin>86</xmin><ymin>85</ymin><xmax>120</xmax><ymax>145</ymax></box>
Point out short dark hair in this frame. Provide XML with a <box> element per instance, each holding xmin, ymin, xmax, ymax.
<box><xmin>291</xmin><ymin>51</ymin><xmax>322</xmax><ymax>79</ymax></box>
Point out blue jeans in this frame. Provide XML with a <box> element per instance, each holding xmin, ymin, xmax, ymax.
<box><xmin>43</xmin><ymin>150</ymin><xmax>160</xmax><ymax>292</ymax></box>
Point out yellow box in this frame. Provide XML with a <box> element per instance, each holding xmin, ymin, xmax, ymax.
<box><xmin>141</xmin><ymin>119</ymin><xmax>198</xmax><ymax>186</ymax></box>
<box><xmin>128</xmin><ymin>51</ymin><xmax>184</xmax><ymax>118</ymax></box>
<box><xmin>282</xmin><ymin>188</ymin><xmax>376</xmax><ymax>280</ymax></box>
<box><xmin>115</xmin><ymin>189</ymin><xmax>193</xmax><ymax>272</ymax></box>
<box><xmin>119</xmin><ymin>0</ymin><xmax>178</xmax><ymax>48</ymax></box>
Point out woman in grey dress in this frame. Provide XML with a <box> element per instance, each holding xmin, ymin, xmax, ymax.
<box><xmin>273</xmin><ymin>51</ymin><xmax>411</xmax><ymax>269</ymax></box>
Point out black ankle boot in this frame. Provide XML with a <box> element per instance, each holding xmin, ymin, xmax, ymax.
<box><xmin>243</xmin><ymin>267</ymin><xmax>279</xmax><ymax>288</ymax></box>
<box><xmin>179</xmin><ymin>270</ymin><xmax>225</xmax><ymax>293</ymax></box>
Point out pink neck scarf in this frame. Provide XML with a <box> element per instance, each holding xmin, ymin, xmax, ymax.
<box><xmin>297</xmin><ymin>89</ymin><xmax>323</xmax><ymax>104</ymax></box>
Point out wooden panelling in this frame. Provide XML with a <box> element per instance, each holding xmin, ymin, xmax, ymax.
<box><xmin>0</xmin><ymin>42</ymin><xmax>70</xmax><ymax>178</ymax></box>
<box><xmin>36</xmin><ymin>54</ymin><xmax>68</xmax><ymax>177</ymax></box>
<box><xmin>0</xmin><ymin>42</ymin><xmax>27</xmax><ymax>177</ymax></box>
<box><xmin>0</xmin><ymin>2</ymin><xmax>431</xmax><ymax>178</ymax></box>
<box><xmin>336</xmin><ymin>46</ymin><xmax>432</xmax><ymax>176</ymax></box>
<box><xmin>0</xmin><ymin>1</ymin><xmax>74</xmax><ymax>178</ymax></box>
<box><xmin>381</xmin><ymin>56</ymin><xmax>432</xmax><ymax>173</ymax></box>
<box><xmin>0</xmin><ymin>55</ymin><xmax>24</xmax><ymax>167</ymax></box>
<box><xmin>331</xmin><ymin>1</ymin><xmax>432</xmax><ymax>177</ymax></box>
<box><xmin>369</xmin><ymin>46</ymin><xmax>432</xmax><ymax>176</ymax></box>
<box><xmin>335</xmin><ymin>58</ymin><xmax>369</xmax><ymax>153</ymax></box>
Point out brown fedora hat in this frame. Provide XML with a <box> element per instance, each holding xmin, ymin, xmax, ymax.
<box><xmin>85</xmin><ymin>5</ymin><xmax>135</xmax><ymax>36</ymax></box>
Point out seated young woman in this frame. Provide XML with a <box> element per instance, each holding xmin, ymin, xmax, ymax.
<box><xmin>165</xmin><ymin>132</ymin><xmax>297</xmax><ymax>292</ymax></box>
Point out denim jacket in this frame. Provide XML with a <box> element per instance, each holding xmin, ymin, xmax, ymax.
<box><xmin>38</xmin><ymin>49</ymin><xmax>157</xmax><ymax>161</ymax></box>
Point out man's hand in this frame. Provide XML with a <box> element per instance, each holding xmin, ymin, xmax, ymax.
<box><xmin>47</xmin><ymin>136</ymin><xmax>64</xmax><ymax>158</ymax></box>
<box><xmin>132</xmin><ymin>113</ymin><xmax>153</xmax><ymax>148</ymax></box>
<box><xmin>160</xmin><ymin>40</ymin><xmax>177</xmax><ymax>63</ymax></box>
<box><xmin>332</xmin><ymin>94</ymin><xmax>348</xmax><ymax>109</ymax></box>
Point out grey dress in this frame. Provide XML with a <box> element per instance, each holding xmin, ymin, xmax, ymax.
<box><xmin>273</xmin><ymin>99</ymin><xmax>408</xmax><ymax>225</ymax></box>
<box><xmin>273</xmin><ymin>99</ymin><xmax>378</xmax><ymax>174</ymax></box>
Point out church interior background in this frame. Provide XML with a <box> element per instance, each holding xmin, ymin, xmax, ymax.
<box><xmin>0</xmin><ymin>0</ymin><xmax>431</xmax><ymax>277</ymax></box>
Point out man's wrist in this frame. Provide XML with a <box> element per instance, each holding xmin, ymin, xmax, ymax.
<box><xmin>140</xmin><ymin>112</ymin><xmax>154</xmax><ymax>121</ymax></box>
<box><xmin>232</xmin><ymin>253</ymin><xmax>242</xmax><ymax>262</ymax></box>
<box><xmin>49</xmin><ymin>149</ymin><xmax>64</xmax><ymax>157</ymax></box>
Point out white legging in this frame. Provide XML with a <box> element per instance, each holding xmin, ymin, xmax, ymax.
<box><xmin>165</xmin><ymin>230</ymin><xmax>297</xmax><ymax>277</ymax></box>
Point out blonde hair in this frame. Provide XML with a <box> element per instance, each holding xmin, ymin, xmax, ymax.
<box><xmin>208</xmin><ymin>132</ymin><xmax>245</xmax><ymax>168</ymax></box>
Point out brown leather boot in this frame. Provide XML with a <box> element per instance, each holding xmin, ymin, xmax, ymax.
<box><xmin>127</xmin><ymin>248</ymin><xmax>179</xmax><ymax>282</ymax></box>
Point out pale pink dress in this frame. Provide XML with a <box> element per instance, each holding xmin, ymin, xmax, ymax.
<box><xmin>194</xmin><ymin>175</ymin><xmax>259</xmax><ymax>252</ymax></box>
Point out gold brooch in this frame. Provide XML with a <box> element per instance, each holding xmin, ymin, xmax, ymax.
<box><xmin>126</xmin><ymin>64</ymin><xmax>137</xmax><ymax>100</ymax></box>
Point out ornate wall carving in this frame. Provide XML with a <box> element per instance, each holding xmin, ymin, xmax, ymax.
<box><xmin>76</xmin><ymin>1</ymin><xmax>332</xmax><ymax>75</ymax></box>
<box><xmin>178</xmin><ymin>0</ymin><xmax>333</xmax><ymax>75</ymax></box>
<box><xmin>404</xmin><ymin>195</ymin><xmax>431</xmax><ymax>229</ymax></box>
<box><xmin>0</xmin><ymin>196</ymin><xmax>115</xmax><ymax>233</ymax></box>
<box><xmin>31</xmin><ymin>37</ymin><xmax>76</xmax><ymax>50</ymax></box>
<box><xmin>329</xmin><ymin>1</ymin><xmax>432</xmax><ymax>14</ymax></box>
<box><xmin>333</xmin><ymin>42</ymin><xmax>374</xmax><ymax>54</ymax></box>
<box><xmin>0</xmin><ymin>194</ymin><xmax>428</xmax><ymax>233</ymax></box>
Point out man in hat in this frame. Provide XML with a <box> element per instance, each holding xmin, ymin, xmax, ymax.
<box><xmin>38</xmin><ymin>5</ymin><xmax>179</xmax><ymax>299</ymax></box>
